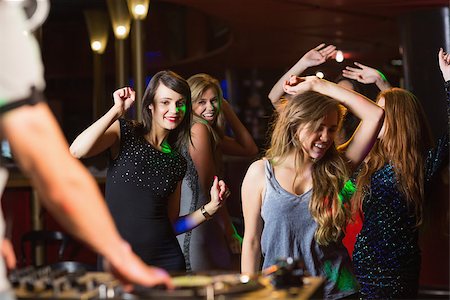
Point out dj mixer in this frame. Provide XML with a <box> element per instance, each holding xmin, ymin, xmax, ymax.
<box><xmin>10</xmin><ymin>259</ymin><xmax>324</xmax><ymax>299</ymax></box>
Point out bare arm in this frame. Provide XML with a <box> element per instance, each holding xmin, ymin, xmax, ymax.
<box><xmin>70</xmin><ymin>87</ymin><xmax>135</xmax><ymax>158</ymax></box>
<box><xmin>268</xmin><ymin>44</ymin><xmax>336</xmax><ymax>109</ymax></box>
<box><xmin>342</xmin><ymin>62</ymin><xmax>391</xmax><ymax>91</ymax></box>
<box><xmin>241</xmin><ymin>160</ymin><xmax>265</xmax><ymax>274</ymax></box>
<box><xmin>1</xmin><ymin>239</ymin><xmax>15</xmax><ymax>270</ymax></box>
<box><xmin>187</xmin><ymin>122</ymin><xmax>240</xmax><ymax>250</ymax></box>
<box><xmin>169</xmin><ymin>175</ymin><xmax>229</xmax><ymax>235</ymax></box>
<box><xmin>220</xmin><ymin>100</ymin><xmax>258</xmax><ymax>157</ymax></box>
<box><xmin>439</xmin><ymin>48</ymin><xmax>450</xmax><ymax>82</ymax></box>
<box><xmin>3</xmin><ymin>103</ymin><xmax>171</xmax><ymax>287</ymax></box>
<box><xmin>284</xmin><ymin>76</ymin><xmax>384</xmax><ymax>171</ymax></box>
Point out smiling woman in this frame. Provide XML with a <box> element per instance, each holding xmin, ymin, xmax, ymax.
<box><xmin>69</xmin><ymin>70</ymin><xmax>230</xmax><ymax>272</ymax></box>
<box><xmin>241</xmin><ymin>76</ymin><xmax>384</xmax><ymax>299</ymax></box>
<box><xmin>177</xmin><ymin>73</ymin><xmax>258</xmax><ymax>272</ymax></box>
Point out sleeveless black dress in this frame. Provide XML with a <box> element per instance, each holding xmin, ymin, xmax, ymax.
<box><xmin>105</xmin><ymin>119</ymin><xmax>187</xmax><ymax>271</ymax></box>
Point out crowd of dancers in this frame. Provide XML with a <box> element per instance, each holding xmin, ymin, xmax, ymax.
<box><xmin>68</xmin><ymin>44</ymin><xmax>449</xmax><ymax>299</ymax></box>
<box><xmin>1</xmin><ymin>2</ymin><xmax>448</xmax><ymax>298</ymax></box>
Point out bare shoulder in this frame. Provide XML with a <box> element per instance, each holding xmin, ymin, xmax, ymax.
<box><xmin>242</xmin><ymin>159</ymin><xmax>266</xmax><ymax>209</ymax></box>
<box><xmin>243</xmin><ymin>159</ymin><xmax>266</xmax><ymax>188</ymax></box>
<box><xmin>190</xmin><ymin>122</ymin><xmax>212</xmax><ymax>151</ymax></box>
<box><xmin>191</xmin><ymin>122</ymin><xmax>210</xmax><ymax>136</ymax></box>
<box><xmin>246</xmin><ymin>159</ymin><xmax>266</xmax><ymax>176</ymax></box>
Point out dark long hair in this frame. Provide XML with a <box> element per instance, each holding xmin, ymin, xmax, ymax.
<box><xmin>140</xmin><ymin>70</ymin><xmax>192</xmax><ymax>150</ymax></box>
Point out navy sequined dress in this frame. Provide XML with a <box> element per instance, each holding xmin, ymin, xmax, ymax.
<box><xmin>105</xmin><ymin>119</ymin><xmax>187</xmax><ymax>271</ymax></box>
<box><xmin>352</xmin><ymin>82</ymin><xmax>450</xmax><ymax>299</ymax></box>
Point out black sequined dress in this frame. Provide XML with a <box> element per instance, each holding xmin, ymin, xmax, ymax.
<box><xmin>105</xmin><ymin>119</ymin><xmax>187</xmax><ymax>271</ymax></box>
<box><xmin>352</xmin><ymin>82</ymin><xmax>449</xmax><ymax>299</ymax></box>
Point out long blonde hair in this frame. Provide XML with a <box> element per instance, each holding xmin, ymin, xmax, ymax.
<box><xmin>266</xmin><ymin>91</ymin><xmax>351</xmax><ymax>245</ymax></box>
<box><xmin>187</xmin><ymin>73</ymin><xmax>225</xmax><ymax>149</ymax></box>
<box><xmin>355</xmin><ymin>88</ymin><xmax>432</xmax><ymax>225</ymax></box>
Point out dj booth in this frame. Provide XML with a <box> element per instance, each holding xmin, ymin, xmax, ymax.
<box><xmin>11</xmin><ymin>261</ymin><xmax>324</xmax><ymax>299</ymax></box>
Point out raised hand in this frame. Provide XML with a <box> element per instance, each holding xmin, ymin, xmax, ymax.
<box><xmin>268</xmin><ymin>43</ymin><xmax>336</xmax><ymax>106</ymax></box>
<box><xmin>113</xmin><ymin>87</ymin><xmax>135</xmax><ymax>117</ymax></box>
<box><xmin>209</xmin><ymin>176</ymin><xmax>229</xmax><ymax>210</ymax></box>
<box><xmin>438</xmin><ymin>48</ymin><xmax>450</xmax><ymax>82</ymax></box>
<box><xmin>282</xmin><ymin>75</ymin><xmax>317</xmax><ymax>95</ymax></box>
<box><xmin>301</xmin><ymin>43</ymin><xmax>337</xmax><ymax>68</ymax></box>
<box><xmin>342</xmin><ymin>62</ymin><xmax>381</xmax><ymax>84</ymax></box>
<box><xmin>343</xmin><ymin>62</ymin><xmax>391</xmax><ymax>90</ymax></box>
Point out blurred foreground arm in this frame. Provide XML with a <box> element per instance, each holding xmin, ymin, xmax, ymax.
<box><xmin>2</xmin><ymin>102</ymin><xmax>172</xmax><ymax>288</ymax></box>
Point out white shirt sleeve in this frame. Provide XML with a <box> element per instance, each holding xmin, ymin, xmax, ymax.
<box><xmin>0</xmin><ymin>2</ymin><xmax>46</xmax><ymax>106</ymax></box>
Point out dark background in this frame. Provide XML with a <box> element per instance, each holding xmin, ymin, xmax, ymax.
<box><xmin>3</xmin><ymin>0</ymin><xmax>449</xmax><ymax>293</ymax></box>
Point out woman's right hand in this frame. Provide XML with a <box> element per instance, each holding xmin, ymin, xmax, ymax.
<box><xmin>300</xmin><ymin>43</ymin><xmax>337</xmax><ymax>68</ymax></box>
<box><xmin>205</xmin><ymin>176</ymin><xmax>229</xmax><ymax>216</ymax></box>
<box><xmin>283</xmin><ymin>75</ymin><xmax>319</xmax><ymax>95</ymax></box>
<box><xmin>113</xmin><ymin>87</ymin><xmax>135</xmax><ymax>117</ymax></box>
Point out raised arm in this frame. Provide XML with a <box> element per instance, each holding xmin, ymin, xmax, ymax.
<box><xmin>284</xmin><ymin>76</ymin><xmax>384</xmax><ymax>171</ymax></box>
<box><xmin>425</xmin><ymin>48</ymin><xmax>450</xmax><ymax>181</ymax></box>
<box><xmin>342</xmin><ymin>62</ymin><xmax>391</xmax><ymax>91</ymax></box>
<box><xmin>439</xmin><ymin>48</ymin><xmax>450</xmax><ymax>82</ymax></box>
<box><xmin>439</xmin><ymin>47</ymin><xmax>450</xmax><ymax>123</ymax></box>
<box><xmin>2</xmin><ymin>102</ymin><xmax>172</xmax><ymax>287</ymax></box>
<box><xmin>241</xmin><ymin>160</ymin><xmax>265</xmax><ymax>274</ymax></box>
<box><xmin>268</xmin><ymin>43</ymin><xmax>336</xmax><ymax>109</ymax></box>
<box><xmin>220</xmin><ymin>100</ymin><xmax>258</xmax><ymax>156</ymax></box>
<box><xmin>69</xmin><ymin>87</ymin><xmax>135</xmax><ymax>159</ymax></box>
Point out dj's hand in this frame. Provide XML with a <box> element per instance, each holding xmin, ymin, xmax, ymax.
<box><xmin>104</xmin><ymin>241</ymin><xmax>173</xmax><ymax>290</ymax></box>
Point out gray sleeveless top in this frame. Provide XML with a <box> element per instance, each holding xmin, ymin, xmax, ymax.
<box><xmin>177</xmin><ymin>145</ymin><xmax>232</xmax><ymax>272</ymax></box>
<box><xmin>261</xmin><ymin>160</ymin><xmax>358</xmax><ymax>299</ymax></box>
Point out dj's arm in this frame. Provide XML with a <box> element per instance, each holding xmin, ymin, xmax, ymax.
<box><xmin>2</xmin><ymin>102</ymin><xmax>172</xmax><ymax>287</ymax></box>
<box><xmin>0</xmin><ymin>1</ymin><xmax>172</xmax><ymax>288</ymax></box>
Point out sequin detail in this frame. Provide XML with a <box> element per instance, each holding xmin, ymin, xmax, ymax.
<box><xmin>104</xmin><ymin>119</ymin><xmax>187</xmax><ymax>271</ymax></box>
<box><xmin>352</xmin><ymin>84</ymin><xmax>449</xmax><ymax>299</ymax></box>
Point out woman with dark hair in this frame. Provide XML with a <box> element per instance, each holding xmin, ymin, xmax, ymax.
<box><xmin>70</xmin><ymin>70</ymin><xmax>229</xmax><ymax>272</ymax></box>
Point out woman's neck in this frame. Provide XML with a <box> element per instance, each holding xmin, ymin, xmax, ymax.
<box><xmin>145</xmin><ymin>127</ymin><xmax>169</xmax><ymax>151</ymax></box>
<box><xmin>278</xmin><ymin>151</ymin><xmax>314</xmax><ymax>171</ymax></box>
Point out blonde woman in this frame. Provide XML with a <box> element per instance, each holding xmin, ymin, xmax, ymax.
<box><xmin>241</xmin><ymin>76</ymin><xmax>384</xmax><ymax>299</ymax></box>
<box><xmin>178</xmin><ymin>73</ymin><xmax>258</xmax><ymax>271</ymax></box>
